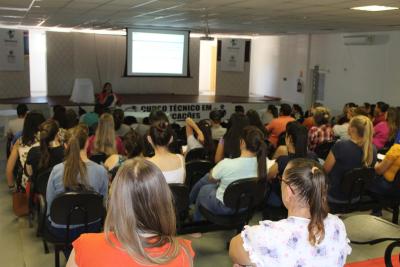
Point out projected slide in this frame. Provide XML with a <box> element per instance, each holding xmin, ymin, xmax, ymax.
<box><xmin>127</xmin><ymin>29</ymin><xmax>189</xmax><ymax>76</ymax></box>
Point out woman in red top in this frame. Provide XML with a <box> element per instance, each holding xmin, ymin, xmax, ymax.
<box><xmin>97</xmin><ymin>82</ymin><xmax>120</xmax><ymax>108</ymax></box>
<box><xmin>67</xmin><ymin>158</ymin><xmax>194</xmax><ymax>267</ymax></box>
<box><xmin>87</xmin><ymin>113</ymin><xmax>125</xmax><ymax>157</ymax></box>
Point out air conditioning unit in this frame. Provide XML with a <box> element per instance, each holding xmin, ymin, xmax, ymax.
<box><xmin>343</xmin><ymin>35</ymin><xmax>375</xmax><ymax>45</ymax></box>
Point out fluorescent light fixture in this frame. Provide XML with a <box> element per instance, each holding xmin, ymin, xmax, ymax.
<box><xmin>351</xmin><ymin>5</ymin><xmax>399</xmax><ymax>11</ymax></box>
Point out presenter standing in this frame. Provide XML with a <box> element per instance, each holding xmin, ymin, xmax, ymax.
<box><xmin>96</xmin><ymin>82</ymin><xmax>121</xmax><ymax>109</ymax></box>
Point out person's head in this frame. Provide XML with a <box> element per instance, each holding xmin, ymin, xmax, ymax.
<box><xmin>235</xmin><ymin>105</ymin><xmax>245</xmax><ymax>114</ymax></box>
<box><xmin>94</xmin><ymin>113</ymin><xmax>117</xmax><ymax>156</ymax></box>
<box><xmin>386</xmin><ymin>107</ymin><xmax>399</xmax><ymax>141</ymax></box>
<box><xmin>282</xmin><ymin>158</ymin><xmax>329</xmax><ymax>246</ymax></box>
<box><xmin>375</xmin><ymin>101</ymin><xmax>389</xmax><ymax>116</ymax></box>
<box><xmin>240</xmin><ymin>126</ymin><xmax>267</xmax><ymax>179</ymax></box>
<box><xmin>124</xmin><ymin>116</ymin><xmax>138</xmax><ymax>126</ymax></box>
<box><xmin>52</xmin><ymin>105</ymin><xmax>67</xmax><ymax>128</ymax></box>
<box><xmin>267</xmin><ymin>104</ymin><xmax>278</xmax><ymax>118</ymax></box>
<box><xmin>16</xmin><ymin>104</ymin><xmax>28</xmax><ymax>117</ymax></box>
<box><xmin>348</xmin><ymin>115</ymin><xmax>374</xmax><ymax>167</ymax></box>
<box><xmin>343</xmin><ymin>102</ymin><xmax>357</xmax><ymax>114</ymax></box>
<box><xmin>65</xmin><ymin>109</ymin><xmax>78</xmax><ymax>129</ymax></box>
<box><xmin>113</xmin><ymin>109</ymin><xmax>125</xmax><ymax>131</ymax></box>
<box><xmin>123</xmin><ymin>130</ymin><xmax>143</xmax><ymax>158</ymax></box>
<box><xmin>148</xmin><ymin>121</ymin><xmax>174</xmax><ymax>148</ymax></box>
<box><xmin>285</xmin><ymin>121</ymin><xmax>308</xmax><ymax>158</ymax></box>
<box><xmin>38</xmin><ymin>119</ymin><xmax>60</xmax><ymax>170</ymax></box>
<box><xmin>21</xmin><ymin>111</ymin><xmax>45</xmax><ymax>146</ymax></box>
<box><xmin>102</xmin><ymin>82</ymin><xmax>113</xmax><ymax>93</ymax></box>
<box><xmin>105</xmin><ymin>158</ymin><xmax>190</xmax><ymax>265</ymax></box>
<box><xmin>364</xmin><ymin>102</ymin><xmax>371</xmax><ymax>112</ymax></box>
<box><xmin>209</xmin><ymin>110</ymin><xmax>224</xmax><ymax>124</ymax></box>
<box><xmin>197</xmin><ymin>119</ymin><xmax>215</xmax><ymax>157</ymax></box>
<box><xmin>348</xmin><ymin>107</ymin><xmax>368</xmax><ymax>119</ymax></box>
<box><xmin>246</xmin><ymin>109</ymin><xmax>264</xmax><ymax>132</ymax></box>
<box><xmin>279</xmin><ymin>104</ymin><xmax>292</xmax><ymax>116</ymax></box>
<box><xmin>313</xmin><ymin>107</ymin><xmax>330</xmax><ymax>126</ymax></box>
<box><xmin>308</xmin><ymin>102</ymin><xmax>323</xmax><ymax>117</ymax></box>
<box><xmin>292</xmin><ymin>104</ymin><xmax>303</xmax><ymax>115</ymax></box>
<box><xmin>149</xmin><ymin>110</ymin><xmax>169</xmax><ymax>125</ymax></box>
<box><xmin>63</xmin><ymin>124</ymin><xmax>89</xmax><ymax>190</ymax></box>
<box><xmin>224</xmin><ymin>113</ymin><xmax>249</xmax><ymax>158</ymax></box>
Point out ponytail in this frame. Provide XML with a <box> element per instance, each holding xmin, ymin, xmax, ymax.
<box><xmin>39</xmin><ymin>120</ymin><xmax>59</xmax><ymax>170</ymax></box>
<box><xmin>350</xmin><ymin>116</ymin><xmax>373</xmax><ymax>167</ymax></box>
<box><xmin>307</xmin><ymin>166</ymin><xmax>329</xmax><ymax>246</ymax></box>
<box><xmin>286</xmin><ymin>121</ymin><xmax>308</xmax><ymax>158</ymax></box>
<box><xmin>63</xmin><ymin>124</ymin><xmax>89</xmax><ymax>190</ymax></box>
<box><xmin>284</xmin><ymin>158</ymin><xmax>329</xmax><ymax>246</ymax></box>
<box><xmin>242</xmin><ymin>126</ymin><xmax>267</xmax><ymax>180</ymax></box>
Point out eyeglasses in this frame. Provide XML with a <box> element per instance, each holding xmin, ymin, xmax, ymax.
<box><xmin>278</xmin><ymin>175</ymin><xmax>295</xmax><ymax>194</ymax></box>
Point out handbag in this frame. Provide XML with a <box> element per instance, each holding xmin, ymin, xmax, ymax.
<box><xmin>13</xmin><ymin>186</ymin><xmax>29</xmax><ymax>217</ymax></box>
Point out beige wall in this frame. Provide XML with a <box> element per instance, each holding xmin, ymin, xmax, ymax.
<box><xmin>216</xmin><ymin>62</ymin><xmax>250</xmax><ymax>97</ymax></box>
<box><xmin>0</xmin><ymin>56</ymin><xmax>30</xmax><ymax>99</ymax></box>
<box><xmin>46</xmin><ymin>32</ymin><xmax>200</xmax><ymax>96</ymax></box>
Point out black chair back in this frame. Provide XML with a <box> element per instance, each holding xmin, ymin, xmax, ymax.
<box><xmin>169</xmin><ymin>184</ymin><xmax>190</xmax><ymax>216</ymax></box>
<box><xmin>314</xmin><ymin>140</ymin><xmax>335</xmax><ymax>159</ymax></box>
<box><xmin>185</xmin><ymin>160</ymin><xmax>214</xmax><ymax>190</ymax></box>
<box><xmin>50</xmin><ymin>191</ymin><xmax>105</xmax><ymax>233</ymax></box>
<box><xmin>89</xmin><ymin>153</ymin><xmax>107</xmax><ymax>164</ymax></box>
<box><xmin>223</xmin><ymin>178</ymin><xmax>266</xmax><ymax>213</ymax></box>
<box><xmin>277</xmin><ymin>132</ymin><xmax>286</xmax><ymax>146</ymax></box>
<box><xmin>34</xmin><ymin>168</ymin><xmax>52</xmax><ymax>195</ymax></box>
<box><xmin>186</xmin><ymin>147</ymin><xmax>208</xmax><ymax>162</ymax></box>
<box><xmin>384</xmin><ymin>240</ymin><xmax>400</xmax><ymax>267</ymax></box>
<box><xmin>341</xmin><ymin>167</ymin><xmax>376</xmax><ymax>204</ymax></box>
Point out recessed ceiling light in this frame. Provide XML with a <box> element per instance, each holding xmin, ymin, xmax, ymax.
<box><xmin>351</xmin><ymin>5</ymin><xmax>399</xmax><ymax>12</ymax></box>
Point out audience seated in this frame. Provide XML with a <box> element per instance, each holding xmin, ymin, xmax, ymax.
<box><xmin>52</xmin><ymin>105</ymin><xmax>67</xmax><ymax>129</ymax></box>
<box><xmin>261</xmin><ymin>104</ymin><xmax>278</xmax><ymax>125</ymax></box>
<box><xmin>372</xmin><ymin>106</ymin><xmax>392</xmax><ymax>150</ymax></box>
<box><xmin>104</xmin><ymin>130</ymin><xmax>143</xmax><ymax>172</ymax></box>
<box><xmin>4</xmin><ymin>104</ymin><xmax>28</xmax><ymax>139</ymax></box>
<box><xmin>229</xmin><ymin>158</ymin><xmax>351</xmax><ymax>266</ymax></box>
<box><xmin>96</xmin><ymin>82</ymin><xmax>120</xmax><ymax>109</ymax></box>
<box><xmin>267</xmin><ymin>122</ymin><xmax>318</xmax><ymax>207</ymax></box>
<box><xmin>190</xmin><ymin>126</ymin><xmax>266</xmax><ymax>221</ymax></box>
<box><xmin>214</xmin><ymin>113</ymin><xmax>249</xmax><ymax>163</ymax></box>
<box><xmin>333</xmin><ymin>107</ymin><xmax>356</xmax><ymax>140</ymax></box>
<box><xmin>6</xmin><ymin>111</ymin><xmax>45</xmax><ymax>190</ymax></box>
<box><xmin>308</xmin><ymin>107</ymin><xmax>334</xmax><ymax>152</ymax></box>
<box><xmin>25</xmin><ymin>119</ymin><xmax>64</xmax><ymax>183</ymax></box>
<box><xmin>303</xmin><ymin>102</ymin><xmax>322</xmax><ymax>130</ymax></box>
<box><xmin>86</xmin><ymin>113</ymin><xmax>125</xmax><ymax>157</ymax></box>
<box><xmin>373</xmin><ymin>101</ymin><xmax>389</xmax><ymax>126</ymax></box>
<box><xmin>291</xmin><ymin>104</ymin><xmax>304</xmax><ymax>122</ymax></box>
<box><xmin>265</xmin><ymin>103</ymin><xmax>295</xmax><ymax>147</ymax></box>
<box><xmin>65</xmin><ymin>109</ymin><xmax>79</xmax><ymax>129</ymax></box>
<box><xmin>246</xmin><ymin>109</ymin><xmax>267</xmax><ymax>136</ymax></box>
<box><xmin>324</xmin><ymin>115</ymin><xmax>376</xmax><ymax>203</ymax></box>
<box><xmin>185</xmin><ymin>118</ymin><xmax>215</xmax><ymax>158</ymax></box>
<box><xmin>146</xmin><ymin>121</ymin><xmax>185</xmax><ymax>184</ymax></box>
<box><xmin>46</xmin><ymin>124</ymin><xmax>108</xmax><ymax>249</ymax></box>
<box><xmin>209</xmin><ymin>110</ymin><xmax>226</xmax><ymax>140</ymax></box>
<box><xmin>66</xmin><ymin>158</ymin><xmax>194</xmax><ymax>267</ymax></box>
<box><xmin>80</xmin><ymin>104</ymin><xmax>104</xmax><ymax>131</ymax></box>
<box><xmin>336</xmin><ymin>102</ymin><xmax>357</xmax><ymax>125</ymax></box>
<box><xmin>113</xmin><ymin>109</ymin><xmax>131</xmax><ymax>137</ymax></box>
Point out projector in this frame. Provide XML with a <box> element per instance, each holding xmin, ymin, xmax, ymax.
<box><xmin>200</xmin><ymin>36</ymin><xmax>214</xmax><ymax>41</ymax></box>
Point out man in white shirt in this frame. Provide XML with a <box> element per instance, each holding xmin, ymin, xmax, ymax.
<box><xmin>5</xmin><ymin>104</ymin><xmax>28</xmax><ymax>138</ymax></box>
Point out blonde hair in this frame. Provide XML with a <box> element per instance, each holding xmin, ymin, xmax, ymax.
<box><xmin>349</xmin><ymin>115</ymin><xmax>374</xmax><ymax>167</ymax></box>
<box><xmin>94</xmin><ymin>113</ymin><xmax>117</xmax><ymax>156</ymax></box>
<box><xmin>63</xmin><ymin>124</ymin><xmax>89</xmax><ymax>189</ymax></box>
<box><xmin>104</xmin><ymin>158</ymin><xmax>192</xmax><ymax>265</ymax></box>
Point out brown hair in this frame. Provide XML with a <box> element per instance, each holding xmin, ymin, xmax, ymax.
<box><xmin>149</xmin><ymin>121</ymin><xmax>173</xmax><ymax>147</ymax></box>
<box><xmin>284</xmin><ymin>158</ymin><xmax>329</xmax><ymax>246</ymax></box>
<box><xmin>104</xmin><ymin>158</ymin><xmax>192</xmax><ymax>265</ymax></box>
<box><xmin>38</xmin><ymin>119</ymin><xmax>60</xmax><ymax>170</ymax></box>
<box><xmin>123</xmin><ymin>130</ymin><xmax>143</xmax><ymax>158</ymax></box>
<box><xmin>94</xmin><ymin>113</ymin><xmax>117</xmax><ymax>156</ymax></box>
<box><xmin>313</xmin><ymin>107</ymin><xmax>330</xmax><ymax>126</ymax></box>
<box><xmin>387</xmin><ymin>107</ymin><xmax>398</xmax><ymax>141</ymax></box>
<box><xmin>349</xmin><ymin>115</ymin><xmax>374</xmax><ymax>167</ymax></box>
<box><xmin>241</xmin><ymin>126</ymin><xmax>267</xmax><ymax>180</ymax></box>
<box><xmin>63</xmin><ymin>124</ymin><xmax>89</xmax><ymax>190</ymax></box>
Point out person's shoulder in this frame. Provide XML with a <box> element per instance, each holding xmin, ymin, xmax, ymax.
<box><xmin>74</xmin><ymin>233</ymin><xmax>107</xmax><ymax>251</ymax></box>
<box><xmin>52</xmin><ymin>162</ymin><xmax>65</xmax><ymax>172</ymax></box>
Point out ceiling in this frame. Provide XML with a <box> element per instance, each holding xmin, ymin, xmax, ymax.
<box><xmin>1</xmin><ymin>0</ymin><xmax>400</xmax><ymax>34</ymax></box>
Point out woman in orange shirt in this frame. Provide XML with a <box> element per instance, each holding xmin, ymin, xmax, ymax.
<box><xmin>66</xmin><ymin>158</ymin><xmax>194</xmax><ymax>267</ymax></box>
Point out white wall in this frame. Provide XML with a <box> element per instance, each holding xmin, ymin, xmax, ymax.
<box><xmin>310</xmin><ymin>31</ymin><xmax>400</xmax><ymax>113</ymax></box>
<box><xmin>249</xmin><ymin>35</ymin><xmax>309</xmax><ymax>106</ymax></box>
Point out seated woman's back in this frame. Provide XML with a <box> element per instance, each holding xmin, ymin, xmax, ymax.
<box><xmin>67</xmin><ymin>158</ymin><xmax>194</xmax><ymax>267</ymax></box>
<box><xmin>146</xmin><ymin>121</ymin><xmax>185</xmax><ymax>184</ymax></box>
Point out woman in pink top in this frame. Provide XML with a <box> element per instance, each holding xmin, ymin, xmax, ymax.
<box><xmin>265</xmin><ymin>104</ymin><xmax>295</xmax><ymax>147</ymax></box>
<box><xmin>373</xmin><ymin>107</ymin><xmax>396</xmax><ymax>150</ymax></box>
